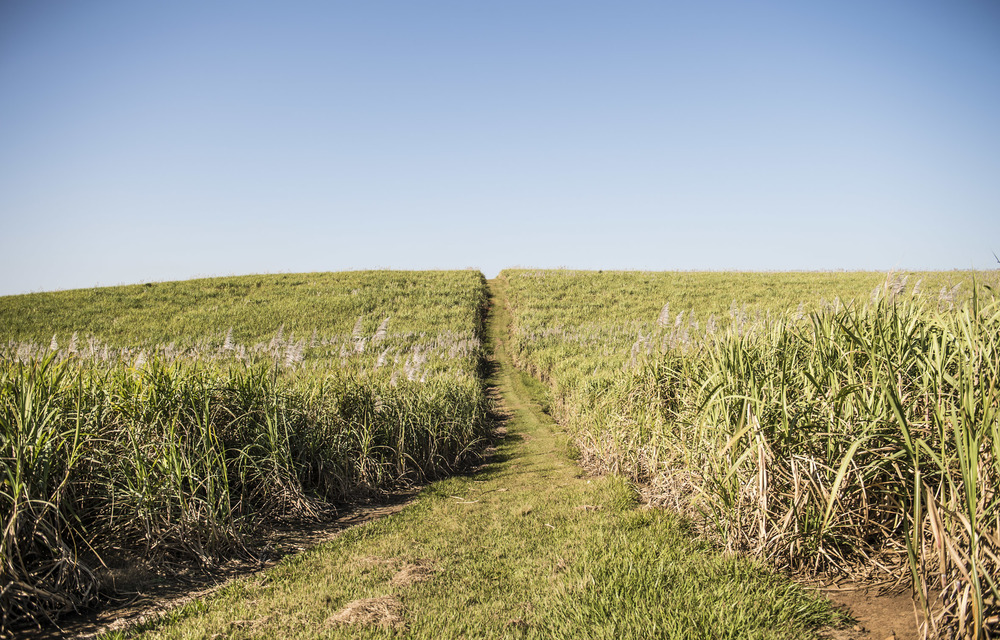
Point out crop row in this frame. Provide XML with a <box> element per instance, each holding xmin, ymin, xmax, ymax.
<box><xmin>0</xmin><ymin>271</ymin><xmax>491</xmax><ymax>631</ymax></box>
<box><xmin>501</xmin><ymin>269</ymin><xmax>997</xmax><ymax>639</ymax></box>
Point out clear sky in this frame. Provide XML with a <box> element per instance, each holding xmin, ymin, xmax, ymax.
<box><xmin>2</xmin><ymin>1</ymin><xmax>998</xmax><ymax>295</ymax></box>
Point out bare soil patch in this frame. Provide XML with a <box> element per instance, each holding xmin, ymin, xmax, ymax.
<box><xmin>820</xmin><ymin>586</ymin><xmax>922</xmax><ymax>640</ymax></box>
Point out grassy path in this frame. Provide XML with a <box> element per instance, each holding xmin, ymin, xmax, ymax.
<box><xmin>111</xmin><ymin>280</ymin><xmax>842</xmax><ymax>639</ymax></box>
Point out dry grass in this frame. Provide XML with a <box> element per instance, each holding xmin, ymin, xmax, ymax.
<box><xmin>390</xmin><ymin>561</ymin><xmax>435</xmax><ymax>587</ymax></box>
<box><xmin>325</xmin><ymin>596</ymin><xmax>406</xmax><ymax>630</ymax></box>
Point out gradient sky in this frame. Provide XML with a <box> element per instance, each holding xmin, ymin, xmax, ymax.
<box><xmin>2</xmin><ymin>1</ymin><xmax>998</xmax><ymax>295</ymax></box>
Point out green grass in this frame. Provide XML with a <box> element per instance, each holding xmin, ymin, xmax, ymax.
<box><xmin>101</xmin><ymin>278</ymin><xmax>843</xmax><ymax>640</ymax></box>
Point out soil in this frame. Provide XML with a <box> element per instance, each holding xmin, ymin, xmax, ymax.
<box><xmin>22</xmin><ymin>492</ymin><xmax>419</xmax><ymax>639</ymax></box>
<box><xmin>820</xmin><ymin>585</ymin><xmax>923</xmax><ymax>640</ymax></box>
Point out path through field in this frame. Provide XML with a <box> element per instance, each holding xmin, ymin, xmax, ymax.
<box><xmin>87</xmin><ymin>281</ymin><xmax>859</xmax><ymax>639</ymax></box>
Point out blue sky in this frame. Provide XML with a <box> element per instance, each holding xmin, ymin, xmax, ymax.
<box><xmin>2</xmin><ymin>1</ymin><xmax>998</xmax><ymax>295</ymax></box>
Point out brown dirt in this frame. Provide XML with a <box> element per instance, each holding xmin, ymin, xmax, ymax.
<box><xmin>23</xmin><ymin>492</ymin><xmax>418</xmax><ymax>639</ymax></box>
<box><xmin>325</xmin><ymin>596</ymin><xmax>405</xmax><ymax>630</ymax></box>
<box><xmin>819</xmin><ymin>585</ymin><xmax>924</xmax><ymax>640</ymax></box>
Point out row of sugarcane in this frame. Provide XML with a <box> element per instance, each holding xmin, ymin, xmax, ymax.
<box><xmin>556</xmin><ymin>288</ymin><xmax>998</xmax><ymax>638</ymax></box>
<box><xmin>0</xmin><ymin>355</ymin><xmax>489</xmax><ymax>631</ymax></box>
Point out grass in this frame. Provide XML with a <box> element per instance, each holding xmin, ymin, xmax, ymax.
<box><xmin>99</xmin><ymin>278</ymin><xmax>843</xmax><ymax>639</ymax></box>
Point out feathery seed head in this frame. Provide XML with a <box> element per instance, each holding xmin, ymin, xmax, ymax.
<box><xmin>656</xmin><ymin>303</ymin><xmax>670</xmax><ymax>327</ymax></box>
<box><xmin>373</xmin><ymin>317</ymin><xmax>390</xmax><ymax>343</ymax></box>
